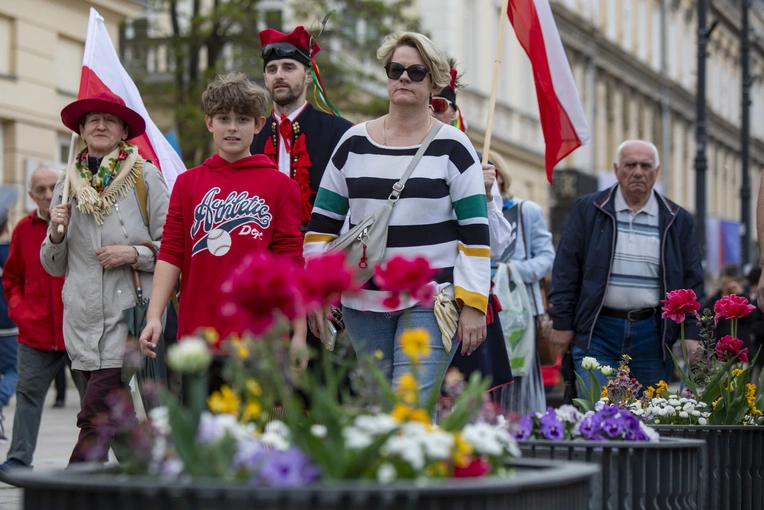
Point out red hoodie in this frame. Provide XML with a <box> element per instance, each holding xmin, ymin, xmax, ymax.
<box><xmin>158</xmin><ymin>153</ymin><xmax>303</xmax><ymax>342</ymax></box>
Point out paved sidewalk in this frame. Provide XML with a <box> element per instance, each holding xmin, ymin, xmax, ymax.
<box><xmin>0</xmin><ymin>380</ymin><xmax>145</xmax><ymax>510</ymax></box>
<box><xmin>0</xmin><ymin>388</ymin><xmax>81</xmax><ymax>510</ymax></box>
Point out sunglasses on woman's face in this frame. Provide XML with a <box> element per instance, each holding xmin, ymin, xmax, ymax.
<box><xmin>429</xmin><ymin>97</ymin><xmax>453</xmax><ymax>114</ymax></box>
<box><xmin>384</xmin><ymin>62</ymin><xmax>429</xmax><ymax>82</ymax></box>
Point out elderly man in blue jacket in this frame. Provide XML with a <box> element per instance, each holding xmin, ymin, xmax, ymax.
<box><xmin>549</xmin><ymin>140</ymin><xmax>703</xmax><ymax>391</ymax></box>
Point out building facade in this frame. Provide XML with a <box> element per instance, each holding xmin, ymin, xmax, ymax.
<box><xmin>417</xmin><ymin>0</ymin><xmax>764</xmax><ymax>268</ymax></box>
<box><xmin>0</xmin><ymin>0</ymin><xmax>140</xmax><ymax>220</ymax></box>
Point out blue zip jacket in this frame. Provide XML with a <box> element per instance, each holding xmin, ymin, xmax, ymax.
<box><xmin>548</xmin><ymin>185</ymin><xmax>704</xmax><ymax>353</ymax></box>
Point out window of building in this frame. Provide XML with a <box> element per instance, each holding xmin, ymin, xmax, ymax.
<box><xmin>56</xmin><ymin>134</ymin><xmax>71</xmax><ymax>170</ymax></box>
<box><xmin>0</xmin><ymin>16</ymin><xmax>12</xmax><ymax>76</ymax></box>
<box><xmin>623</xmin><ymin>0</ymin><xmax>634</xmax><ymax>52</ymax></box>
<box><xmin>56</xmin><ymin>36</ymin><xmax>84</xmax><ymax>95</ymax></box>
<box><xmin>264</xmin><ymin>9</ymin><xmax>282</xmax><ymax>32</ymax></box>
<box><xmin>606</xmin><ymin>0</ymin><xmax>618</xmax><ymax>41</ymax></box>
<box><xmin>651</xmin><ymin>2</ymin><xmax>661</xmax><ymax>70</ymax></box>
<box><xmin>637</xmin><ymin>0</ymin><xmax>647</xmax><ymax>61</ymax></box>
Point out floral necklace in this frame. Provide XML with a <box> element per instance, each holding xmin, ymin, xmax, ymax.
<box><xmin>75</xmin><ymin>140</ymin><xmax>133</xmax><ymax>194</ymax></box>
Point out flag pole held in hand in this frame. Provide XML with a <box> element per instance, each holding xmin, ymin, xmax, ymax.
<box><xmin>57</xmin><ymin>132</ymin><xmax>77</xmax><ymax>235</ymax></box>
<box><xmin>481</xmin><ymin>0</ymin><xmax>510</xmax><ymax>165</ymax></box>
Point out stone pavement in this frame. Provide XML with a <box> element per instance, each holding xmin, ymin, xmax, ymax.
<box><xmin>0</xmin><ymin>378</ymin><xmax>145</xmax><ymax>510</ymax></box>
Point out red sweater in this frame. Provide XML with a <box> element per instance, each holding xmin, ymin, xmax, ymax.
<box><xmin>158</xmin><ymin>154</ymin><xmax>303</xmax><ymax>343</ymax></box>
<box><xmin>2</xmin><ymin>212</ymin><xmax>65</xmax><ymax>351</ymax></box>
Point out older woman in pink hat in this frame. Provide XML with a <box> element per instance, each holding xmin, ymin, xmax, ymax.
<box><xmin>41</xmin><ymin>92</ymin><xmax>170</xmax><ymax>465</ymax></box>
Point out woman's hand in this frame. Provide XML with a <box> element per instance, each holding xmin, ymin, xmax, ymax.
<box><xmin>49</xmin><ymin>203</ymin><xmax>72</xmax><ymax>244</ymax></box>
<box><xmin>96</xmin><ymin>245</ymin><xmax>137</xmax><ymax>269</ymax></box>
<box><xmin>308</xmin><ymin>309</ymin><xmax>328</xmax><ymax>343</ymax></box>
<box><xmin>482</xmin><ymin>163</ymin><xmax>496</xmax><ymax>200</ymax></box>
<box><xmin>458</xmin><ymin>305</ymin><xmax>487</xmax><ymax>355</ymax></box>
<box><xmin>290</xmin><ymin>332</ymin><xmax>309</xmax><ymax>371</ymax></box>
<box><xmin>139</xmin><ymin>318</ymin><xmax>163</xmax><ymax>358</ymax></box>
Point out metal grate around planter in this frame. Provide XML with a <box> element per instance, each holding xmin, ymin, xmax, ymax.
<box><xmin>9</xmin><ymin>458</ymin><xmax>599</xmax><ymax>510</ymax></box>
<box><xmin>654</xmin><ymin>425</ymin><xmax>764</xmax><ymax>510</ymax></box>
<box><xmin>519</xmin><ymin>437</ymin><xmax>705</xmax><ymax>510</ymax></box>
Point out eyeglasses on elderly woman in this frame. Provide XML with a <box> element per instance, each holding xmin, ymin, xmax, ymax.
<box><xmin>384</xmin><ymin>62</ymin><xmax>429</xmax><ymax>82</ymax></box>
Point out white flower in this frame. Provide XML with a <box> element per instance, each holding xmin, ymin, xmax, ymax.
<box><xmin>640</xmin><ymin>423</ymin><xmax>660</xmax><ymax>443</ymax></box>
<box><xmin>342</xmin><ymin>426</ymin><xmax>373</xmax><ymax>450</ymax></box>
<box><xmin>385</xmin><ymin>435</ymin><xmax>425</xmax><ymax>470</ymax></box>
<box><xmin>462</xmin><ymin>423</ymin><xmax>504</xmax><ymax>457</ymax></box>
<box><xmin>354</xmin><ymin>414</ymin><xmax>399</xmax><ymax>436</ymax></box>
<box><xmin>421</xmin><ymin>429</ymin><xmax>454</xmax><ymax>460</ymax></box>
<box><xmin>600</xmin><ymin>365</ymin><xmax>615</xmax><ymax>376</ymax></box>
<box><xmin>698</xmin><ymin>417</ymin><xmax>707</xmax><ymax>425</ymax></box>
<box><xmin>261</xmin><ymin>420</ymin><xmax>291</xmax><ymax>450</ymax></box>
<box><xmin>377</xmin><ymin>463</ymin><xmax>397</xmax><ymax>484</ymax></box>
<box><xmin>582</xmin><ymin>357</ymin><xmax>601</xmax><ymax>370</ymax></box>
<box><xmin>166</xmin><ymin>337</ymin><xmax>212</xmax><ymax>373</ymax></box>
<box><xmin>691</xmin><ymin>410</ymin><xmax>701</xmax><ymax>417</ymax></box>
<box><xmin>196</xmin><ymin>412</ymin><xmax>243</xmax><ymax>444</ymax></box>
<box><xmin>683</xmin><ymin>403</ymin><xmax>696</xmax><ymax>413</ymax></box>
<box><xmin>310</xmin><ymin>424</ymin><xmax>328</xmax><ymax>439</ymax></box>
<box><xmin>556</xmin><ymin>405</ymin><xmax>582</xmax><ymax>424</ymax></box>
<box><xmin>679</xmin><ymin>411</ymin><xmax>689</xmax><ymax>418</ymax></box>
<box><xmin>148</xmin><ymin>406</ymin><xmax>170</xmax><ymax>435</ymax></box>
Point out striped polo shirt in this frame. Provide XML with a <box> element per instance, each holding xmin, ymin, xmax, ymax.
<box><xmin>602</xmin><ymin>186</ymin><xmax>661</xmax><ymax>310</ymax></box>
<box><xmin>304</xmin><ymin>122</ymin><xmax>491</xmax><ymax>313</ymax></box>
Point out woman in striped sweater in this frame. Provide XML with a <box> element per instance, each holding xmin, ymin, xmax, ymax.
<box><xmin>304</xmin><ymin>32</ymin><xmax>491</xmax><ymax>403</ymax></box>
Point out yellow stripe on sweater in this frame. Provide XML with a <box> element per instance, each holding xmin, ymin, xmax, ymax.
<box><xmin>303</xmin><ymin>233</ymin><xmax>336</xmax><ymax>245</ymax></box>
<box><xmin>457</xmin><ymin>243</ymin><xmax>491</xmax><ymax>258</ymax></box>
<box><xmin>454</xmin><ymin>286</ymin><xmax>488</xmax><ymax>315</ymax></box>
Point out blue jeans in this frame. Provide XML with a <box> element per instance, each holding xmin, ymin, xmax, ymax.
<box><xmin>573</xmin><ymin>315</ymin><xmax>671</xmax><ymax>394</ymax></box>
<box><xmin>0</xmin><ymin>335</ymin><xmax>18</xmax><ymax>408</ymax></box>
<box><xmin>342</xmin><ymin>305</ymin><xmax>458</xmax><ymax>406</ymax></box>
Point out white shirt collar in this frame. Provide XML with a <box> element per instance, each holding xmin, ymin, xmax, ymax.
<box><xmin>274</xmin><ymin>102</ymin><xmax>308</xmax><ymax>124</ymax></box>
<box><xmin>614</xmin><ymin>185</ymin><xmax>658</xmax><ymax>216</ymax></box>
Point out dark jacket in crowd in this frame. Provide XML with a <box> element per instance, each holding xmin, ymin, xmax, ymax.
<box><xmin>549</xmin><ymin>186</ymin><xmax>704</xmax><ymax>353</ymax></box>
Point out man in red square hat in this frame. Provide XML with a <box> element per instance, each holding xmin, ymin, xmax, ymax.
<box><xmin>250</xmin><ymin>26</ymin><xmax>352</xmax><ymax>229</ymax></box>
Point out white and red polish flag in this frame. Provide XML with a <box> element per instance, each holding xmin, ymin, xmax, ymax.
<box><xmin>79</xmin><ymin>8</ymin><xmax>185</xmax><ymax>190</ymax></box>
<box><xmin>507</xmin><ymin>0</ymin><xmax>589</xmax><ymax>183</ymax></box>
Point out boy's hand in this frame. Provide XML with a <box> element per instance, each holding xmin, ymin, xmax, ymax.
<box><xmin>139</xmin><ymin>318</ymin><xmax>163</xmax><ymax>358</ymax></box>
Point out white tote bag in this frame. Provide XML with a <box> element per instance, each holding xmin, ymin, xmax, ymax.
<box><xmin>494</xmin><ymin>262</ymin><xmax>535</xmax><ymax>377</ymax></box>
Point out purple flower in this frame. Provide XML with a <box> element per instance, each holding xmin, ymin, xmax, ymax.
<box><xmin>257</xmin><ymin>448</ymin><xmax>321</xmax><ymax>487</ymax></box>
<box><xmin>233</xmin><ymin>437</ymin><xmax>265</xmax><ymax>472</ymax></box>
<box><xmin>579</xmin><ymin>414</ymin><xmax>603</xmax><ymax>440</ymax></box>
<box><xmin>515</xmin><ymin>415</ymin><xmax>534</xmax><ymax>440</ymax></box>
<box><xmin>539</xmin><ymin>410</ymin><xmax>565</xmax><ymax>440</ymax></box>
<box><xmin>601</xmin><ymin>417</ymin><xmax>625</xmax><ymax>438</ymax></box>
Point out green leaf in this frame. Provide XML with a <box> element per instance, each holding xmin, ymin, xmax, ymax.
<box><xmin>666</xmin><ymin>346</ymin><xmax>698</xmax><ymax>398</ymax></box>
<box><xmin>699</xmin><ymin>356</ymin><xmax>744</xmax><ymax>405</ymax></box>
<box><xmin>574</xmin><ymin>371</ymin><xmax>592</xmax><ymax>402</ymax></box>
<box><xmin>573</xmin><ymin>398</ymin><xmax>594</xmax><ymax>413</ymax></box>
<box><xmin>588</xmin><ymin>370</ymin><xmax>601</xmax><ymax>405</ymax></box>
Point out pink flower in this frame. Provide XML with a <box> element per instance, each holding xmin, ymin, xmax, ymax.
<box><xmin>454</xmin><ymin>457</ymin><xmax>492</xmax><ymax>478</ymax></box>
<box><xmin>714</xmin><ymin>294</ymin><xmax>755</xmax><ymax>324</ymax></box>
<box><xmin>220</xmin><ymin>252</ymin><xmax>300</xmax><ymax>335</ymax></box>
<box><xmin>715</xmin><ymin>335</ymin><xmax>749</xmax><ymax>363</ymax></box>
<box><xmin>297</xmin><ymin>252</ymin><xmax>358</xmax><ymax>310</ymax></box>
<box><xmin>661</xmin><ymin>289</ymin><xmax>700</xmax><ymax>324</ymax></box>
<box><xmin>373</xmin><ymin>256</ymin><xmax>438</xmax><ymax>310</ymax></box>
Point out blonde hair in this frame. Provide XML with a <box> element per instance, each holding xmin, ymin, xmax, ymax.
<box><xmin>489</xmin><ymin>150</ymin><xmax>512</xmax><ymax>197</ymax></box>
<box><xmin>201</xmin><ymin>72</ymin><xmax>269</xmax><ymax>118</ymax></box>
<box><xmin>376</xmin><ymin>32</ymin><xmax>451</xmax><ymax>90</ymax></box>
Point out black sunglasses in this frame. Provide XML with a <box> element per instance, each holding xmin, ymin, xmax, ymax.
<box><xmin>384</xmin><ymin>62</ymin><xmax>429</xmax><ymax>82</ymax></box>
<box><xmin>262</xmin><ymin>42</ymin><xmax>310</xmax><ymax>62</ymax></box>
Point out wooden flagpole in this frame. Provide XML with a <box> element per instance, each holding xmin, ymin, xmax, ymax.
<box><xmin>481</xmin><ymin>0</ymin><xmax>511</xmax><ymax>165</ymax></box>
<box><xmin>57</xmin><ymin>131</ymin><xmax>78</xmax><ymax>234</ymax></box>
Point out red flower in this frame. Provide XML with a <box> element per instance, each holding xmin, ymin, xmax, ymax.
<box><xmin>453</xmin><ymin>457</ymin><xmax>491</xmax><ymax>478</ymax></box>
<box><xmin>714</xmin><ymin>294</ymin><xmax>755</xmax><ymax>324</ymax></box>
<box><xmin>661</xmin><ymin>289</ymin><xmax>700</xmax><ymax>324</ymax></box>
<box><xmin>117</xmin><ymin>150</ymin><xmax>129</xmax><ymax>161</ymax></box>
<box><xmin>220</xmin><ymin>252</ymin><xmax>301</xmax><ymax>335</ymax></box>
<box><xmin>373</xmin><ymin>256</ymin><xmax>438</xmax><ymax>310</ymax></box>
<box><xmin>715</xmin><ymin>335</ymin><xmax>749</xmax><ymax>363</ymax></box>
<box><xmin>297</xmin><ymin>252</ymin><xmax>358</xmax><ymax>310</ymax></box>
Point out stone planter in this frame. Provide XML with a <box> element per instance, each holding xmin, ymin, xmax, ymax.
<box><xmin>654</xmin><ymin>424</ymin><xmax>764</xmax><ymax>510</ymax></box>
<box><xmin>8</xmin><ymin>458</ymin><xmax>599</xmax><ymax>510</ymax></box>
<box><xmin>519</xmin><ymin>437</ymin><xmax>705</xmax><ymax>510</ymax></box>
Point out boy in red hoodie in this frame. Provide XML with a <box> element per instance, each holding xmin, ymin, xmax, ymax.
<box><xmin>140</xmin><ymin>73</ymin><xmax>305</xmax><ymax>365</ymax></box>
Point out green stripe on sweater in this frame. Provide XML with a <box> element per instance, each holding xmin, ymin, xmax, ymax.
<box><xmin>313</xmin><ymin>188</ymin><xmax>349</xmax><ymax>215</ymax></box>
<box><xmin>453</xmin><ymin>194</ymin><xmax>488</xmax><ymax>220</ymax></box>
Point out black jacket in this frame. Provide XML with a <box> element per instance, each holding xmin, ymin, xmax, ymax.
<box><xmin>549</xmin><ymin>186</ymin><xmax>704</xmax><ymax>352</ymax></box>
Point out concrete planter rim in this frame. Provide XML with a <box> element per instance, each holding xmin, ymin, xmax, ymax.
<box><xmin>7</xmin><ymin>457</ymin><xmax>600</xmax><ymax>496</ymax></box>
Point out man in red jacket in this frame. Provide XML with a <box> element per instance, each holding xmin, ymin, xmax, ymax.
<box><xmin>0</xmin><ymin>166</ymin><xmax>85</xmax><ymax>475</ymax></box>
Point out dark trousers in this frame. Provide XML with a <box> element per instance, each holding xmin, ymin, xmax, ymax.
<box><xmin>54</xmin><ymin>358</ymin><xmax>76</xmax><ymax>404</ymax></box>
<box><xmin>68</xmin><ymin>368</ymin><xmax>135</xmax><ymax>465</ymax></box>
